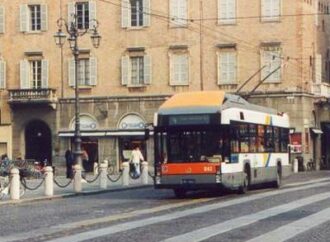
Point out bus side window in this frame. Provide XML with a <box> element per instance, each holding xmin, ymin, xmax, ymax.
<box><xmin>257</xmin><ymin>125</ymin><xmax>265</xmax><ymax>152</ymax></box>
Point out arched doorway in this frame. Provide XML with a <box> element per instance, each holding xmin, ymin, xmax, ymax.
<box><xmin>25</xmin><ymin>120</ymin><xmax>52</xmax><ymax>165</ymax></box>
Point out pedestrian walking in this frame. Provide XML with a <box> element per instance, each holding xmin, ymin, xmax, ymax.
<box><xmin>129</xmin><ymin>145</ymin><xmax>144</xmax><ymax>178</ymax></box>
<box><xmin>65</xmin><ymin>150</ymin><xmax>74</xmax><ymax>179</ymax></box>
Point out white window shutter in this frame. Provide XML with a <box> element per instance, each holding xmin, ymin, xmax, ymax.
<box><xmin>121</xmin><ymin>56</ymin><xmax>129</xmax><ymax>85</ymax></box>
<box><xmin>41</xmin><ymin>60</ymin><xmax>49</xmax><ymax>88</ymax></box>
<box><xmin>217</xmin><ymin>53</ymin><xmax>221</xmax><ymax>84</ymax></box>
<box><xmin>0</xmin><ymin>60</ymin><xmax>6</xmax><ymax>89</ymax></box>
<box><xmin>121</xmin><ymin>0</ymin><xmax>130</xmax><ymax>28</ymax></box>
<box><xmin>315</xmin><ymin>54</ymin><xmax>322</xmax><ymax>84</ymax></box>
<box><xmin>170</xmin><ymin>0</ymin><xmax>177</xmax><ymax>25</ymax></box>
<box><xmin>89</xmin><ymin>1</ymin><xmax>97</xmax><ymax>29</ymax></box>
<box><xmin>181</xmin><ymin>55</ymin><xmax>189</xmax><ymax>84</ymax></box>
<box><xmin>68</xmin><ymin>2</ymin><xmax>75</xmax><ymax>26</ymax></box>
<box><xmin>144</xmin><ymin>55</ymin><xmax>151</xmax><ymax>84</ymax></box>
<box><xmin>272</xmin><ymin>0</ymin><xmax>280</xmax><ymax>18</ymax></box>
<box><xmin>41</xmin><ymin>4</ymin><xmax>48</xmax><ymax>31</ymax></box>
<box><xmin>68</xmin><ymin>58</ymin><xmax>75</xmax><ymax>87</ymax></box>
<box><xmin>228</xmin><ymin>53</ymin><xmax>236</xmax><ymax>83</ymax></box>
<box><xmin>228</xmin><ymin>0</ymin><xmax>236</xmax><ymax>23</ymax></box>
<box><xmin>20</xmin><ymin>60</ymin><xmax>30</xmax><ymax>89</ymax></box>
<box><xmin>89</xmin><ymin>57</ymin><xmax>97</xmax><ymax>86</ymax></box>
<box><xmin>0</xmin><ymin>7</ymin><xmax>5</xmax><ymax>34</ymax></box>
<box><xmin>143</xmin><ymin>0</ymin><xmax>151</xmax><ymax>26</ymax></box>
<box><xmin>180</xmin><ymin>0</ymin><xmax>188</xmax><ymax>25</ymax></box>
<box><xmin>20</xmin><ymin>5</ymin><xmax>28</xmax><ymax>32</ymax></box>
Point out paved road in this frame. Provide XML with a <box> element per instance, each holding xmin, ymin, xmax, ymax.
<box><xmin>1</xmin><ymin>171</ymin><xmax>330</xmax><ymax>242</ymax></box>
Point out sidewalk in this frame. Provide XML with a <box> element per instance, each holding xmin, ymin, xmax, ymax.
<box><xmin>1</xmin><ymin>170</ymin><xmax>330</xmax><ymax>205</ymax></box>
<box><xmin>0</xmin><ymin>172</ymin><xmax>153</xmax><ymax>205</ymax></box>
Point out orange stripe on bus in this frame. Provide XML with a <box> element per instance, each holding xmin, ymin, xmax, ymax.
<box><xmin>161</xmin><ymin>163</ymin><xmax>220</xmax><ymax>175</ymax></box>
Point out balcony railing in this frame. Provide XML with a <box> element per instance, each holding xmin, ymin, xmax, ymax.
<box><xmin>8</xmin><ymin>88</ymin><xmax>57</xmax><ymax>106</ymax></box>
<box><xmin>311</xmin><ymin>83</ymin><xmax>330</xmax><ymax>98</ymax></box>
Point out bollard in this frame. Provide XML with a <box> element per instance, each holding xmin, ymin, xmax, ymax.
<box><xmin>122</xmin><ymin>162</ymin><xmax>129</xmax><ymax>186</ymax></box>
<box><xmin>44</xmin><ymin>166</ymin><xmax>54</xmax><ymax>196</ymax></box>
<box><xmin>141</xmin><ymin>162</ymin><xmax>148</xmax><ymax>185</ymax></box>
<box><xmin>73</xmin><ymin>164</ymin><xmax>82</xmax><ymax>193</ymax></box>
<box><xmin>99</xmin><ymin>162</ymin><xmax>108</xmax><ymax>189</ymax></box>
<box><xmin>10</xmin><ymin>168</ymin><xmax>20</xmax><ymax>200</ymax></box>
<box><xmin>293</xmin><ymin>158</ymin><xmax>298</xmax><ymax>173</ymax></box>
<box><xmin>94</xmin><ymin>162</ymin><xmax>99</xmax><ymax>176</ymax></box>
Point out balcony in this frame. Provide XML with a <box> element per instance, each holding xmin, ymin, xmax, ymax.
<box><xmin>8</xmin><ymin>88</ymin><xmax>57</xmax><ymax>109</ymax></box>
<box><xmin>311</xmin><ymin>83</ymin><xmax>330</xmax><ymax>98</ymax></box>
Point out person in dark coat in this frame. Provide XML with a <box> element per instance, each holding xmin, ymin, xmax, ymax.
<box><xmin>65</xmin><ymin>150</ymin><xmax>74</xmax><ymax>179</ymax></box>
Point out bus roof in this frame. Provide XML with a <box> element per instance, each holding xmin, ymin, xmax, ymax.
<box><xmin>158</xmin><ymin>91</ymin><xmax>278</xmax><ymax>115</ymax></box>
<box><xmin>159</xmin><ymin>91</ymin><xmax>226</xmax><ymax>114</ymax></box>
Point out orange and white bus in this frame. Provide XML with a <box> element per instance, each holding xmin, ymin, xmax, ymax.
<box><xmin>153</xmin><ymin>91</ymin><xmax>290</xmax><ymax>197</ymax></box>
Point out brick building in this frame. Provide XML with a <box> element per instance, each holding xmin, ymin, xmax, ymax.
<box><xmin>0</xmin><ymin>0</ymin><xmax>329</xmax><ymax>171</ymax></box>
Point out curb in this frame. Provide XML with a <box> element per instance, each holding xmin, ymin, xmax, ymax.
<box><xmin>0</xmin><ymin>184</ymin><xmax>153</xmax><ymax>206</ymax></box>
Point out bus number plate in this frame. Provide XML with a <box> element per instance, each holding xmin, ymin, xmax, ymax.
<box><xmin>182</xmin><ymin>179</ymin><xmax>195</xmax><ymax>184</ymax></box>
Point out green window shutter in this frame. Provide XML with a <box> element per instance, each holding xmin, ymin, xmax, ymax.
<box><xmin>20</xmin><ymin>5</ymin><xmax>28</xmax><ymax>32</ymax></box>
<box><xmin>89</xmin><ymin>1</ymin><xmax>97</xmax><ymax>29</ymax></box>
<box><xmin>144</xmin><ymin>55</ymin><xmax>151</xmax><ymax>84</ymax></box>
<box><xmin>41</xmin><ymin>60</ymin><xmax>49</xmax><ymax>88</ymax></box>
<box><xmin>0</xmin><ymin>60</ymin><xmax>6</xmax><ymax>89</ymax></box>
<box><xmin>0</xmin><ymin>7</ymin><xmax>5</xmax><ymax>34</ymax></box>
<box><xmin>20</xmin><ymin>60</ymin><xmax>30</xmax><ymax>89</ymax></box>
<box><xmin>41</xmin><ymin>4</ymin><xmax>48</xmax><ymax>31</ymax></box>
<box><xmin>89</xmin><ymin>57</ymin><xmax>97</xmax><ymax>86</ymax></box>
<box><xmin>121</xmin><ymin>56</ymin><xmax>129</xmax><ymax>85</ymax></box>
<box><xmin>68</xmin><ymin>58</ymin><xmax>75</xmax><ymax>87</ymax></box>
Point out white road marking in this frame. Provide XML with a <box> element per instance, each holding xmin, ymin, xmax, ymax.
<box><xmin>43</xmin><ymin>181</ymin><xmax>330</xmax><ymax>242</ymax></box>
<box><xmin>162</xmin><ymin>192</ymin><xmax>330</xmax><ymax>242</ymax></box>
<box><xmin>282</xmin><ymin>177</ymin><xmax>330</xmax><ymax>188</ymax></box>
<box><xmin>247</xmin><ymin>207</ymin><xmax>330</xmax><ymax>242</ymax></box>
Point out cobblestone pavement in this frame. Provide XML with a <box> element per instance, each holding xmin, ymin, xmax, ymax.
<box><xmin>0</xmin><ymin>170</ymin><xmax>330</xmax><ymax>242</ymax></box>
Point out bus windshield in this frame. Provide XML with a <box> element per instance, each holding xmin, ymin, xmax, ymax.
<box><xmin>155</xmin><ymin>127</ymin><xmax>230</xmax><ymax>163</ymax></box>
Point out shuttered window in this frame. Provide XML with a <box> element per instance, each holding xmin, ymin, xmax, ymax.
<box><xmin>68</xmin><ymin>1</ymin><xmax>96</xmax><ymax>30</ymax></box>
<box><xmin>218</xmin><ymin>0</ymin><xmax>236</xmax><ymax>24</ymax></box>
<box><xmin>121</xmin><ymin>0</ymin><xmax>150</xmax><ymax>28</ymax></box>
<box><xmin>121</xmin><ymin>55</ymin><xmax>152</xmax><ymax>86</ymax></box>
<box><xmin>218</xmin><ymin>51</ymin><xmax>237</xmax><ymax>84</ymax></box>
<box><xmin>20</xmin><ymin>4</ymin><xmax>47</xmax><ymax>32</ymax></box>
<box><xmin>170</xmin><ymin>53</ymin><xmax>189</xmax><ymax>85</ymax></box>
<box><xmin>20</xmin><ymin>59</ymin><xmax>49</xmax><ymax>89</ymax></box>
<box><xmin>68</xmin><ymin>57</ymin><xmax>98</xmax><ymax>87</ymax></box>
<box><xmin>261</xmin><ymin>0</ymin><xmax>280</xmax><ymax>22</ymax></box>
<box><xmin>261</xmin><ymin>46</ymin><xmax>282</xmax><ymax>83</ymax></box>
<box><xmin>170</xmin><ymin>0</ymin><xmax>188</xmax><ymax>26</ymax></box>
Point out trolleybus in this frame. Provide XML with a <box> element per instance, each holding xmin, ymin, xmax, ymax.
<box><xmin>153</xmin><ymin>91</ymin><xmax>290</xmax><ymax>197</ymax></box>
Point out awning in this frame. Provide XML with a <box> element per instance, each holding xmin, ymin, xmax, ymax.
<box><xmin>58</xmin><ymin>130</ymin><xmax>153</xmax><ymax>137</ymax></box>
<box><xmin>311</xmin><ymin>128</ymin><xmax>323</xmax><ymax>134</ymax></box>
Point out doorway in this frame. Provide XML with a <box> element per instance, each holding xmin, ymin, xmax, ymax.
<box><xmin>118</xmin><ymin>136</ymin><xmax>146</xmax><ymax>163</ymax></box>
<box><xmin>321</xmin><ymin>122</ymin><xmax>330</xmax><ymax>169</ymax></box>
<box><xmin>25</xmin><ymin>120</ymin><xmax>52</xmax><ymax>165</ymax></box>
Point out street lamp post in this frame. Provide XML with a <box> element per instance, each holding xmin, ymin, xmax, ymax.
<box><xmin>54</xmin><ymin>13</ymin><xmax>101</xmax><ymax>171</ymax></box>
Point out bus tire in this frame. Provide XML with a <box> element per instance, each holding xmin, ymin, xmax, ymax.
<box><xmin>273</xmin><ymin>165</ymin><xmax>282</xmax><ymax>188</ymax></box>
<box><xmin>173</xmin><ymin>188</ymin><xmax>186</xmax><ymax>198</ymax></box>
<box><xmin>238</xmin><ymin>172</ymin><xmax>248</xmax><ymax>194</ymax></box>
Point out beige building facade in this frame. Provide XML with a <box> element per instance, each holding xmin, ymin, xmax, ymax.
<box><xmin>0</xmin><ymin>0</ymin><xmax>329</xmax><ymax>171</ymax></box>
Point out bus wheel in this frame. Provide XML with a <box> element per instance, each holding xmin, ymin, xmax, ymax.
<box><xmin>238</xmin><ymin>172</ymin><xmax>248</xmax><ymax>194</ymax></box>
<box><xmin>173</xmin><ymin>188</ymin><xmax>186</xmax><ymax>198</ymax></box>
